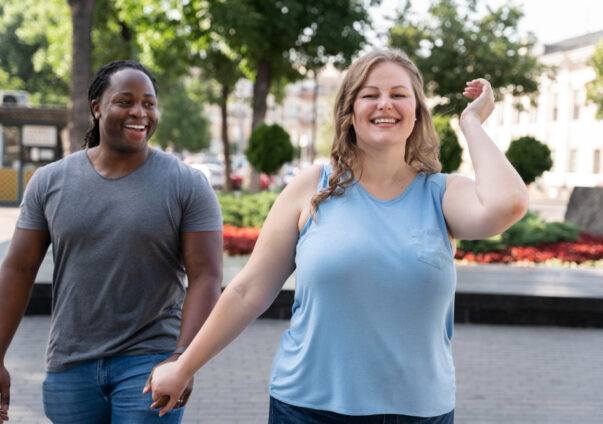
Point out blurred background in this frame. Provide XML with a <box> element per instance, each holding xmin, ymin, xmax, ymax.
<box><xmin>0</xmin><ymin>0</ymin><xmax>602</xmax><ymax>221</ymax></box>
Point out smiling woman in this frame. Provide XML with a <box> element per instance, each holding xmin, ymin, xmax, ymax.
<box><xmin>146</xmin><ymin>49</ymin><xmax>528</xmax><ymax>424</ymax></box>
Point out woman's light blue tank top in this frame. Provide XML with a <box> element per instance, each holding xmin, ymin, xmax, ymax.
<box><xmin>269</xmin><ymin>165</ymin><xmax>457</xmax><ymax>417</ymax></box>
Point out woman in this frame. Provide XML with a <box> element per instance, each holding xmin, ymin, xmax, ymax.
<box><xmin>145</xmin><ymin>50</ymin><xmax>528</xmax><ymax>422</ymax></box>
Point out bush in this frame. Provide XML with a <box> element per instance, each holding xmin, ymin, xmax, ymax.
<box><xmin>505</xmin><ymin>136</ymin><xmax>553</xmax><ymax>184</ymax></box>
<box><xmin>459</xmin><ymin>211</ymin><xmax>579</xmax><ymax>253</ymax></box>
<box><xmin>502</xmin><ymin>211</ymin><xmax>579</xmax><ymax>246</ymax></box>
<box><xmin>218</xmin><ymin>191</ymin><xmax>279</xmax><ymax>228</ymax></box>
<box><xmin>433</xmin><ymin>114</ymin><xmax>462</xmax><ymax>173</ymax></box>
<box><xmin>245</xmin><ymin>123</ymin><xmax>294</xmax><ymax>175</ymax></box>
<box><xmin>458</xmin><ymin>235</ymin><xmax>505</xmax><ymax>253</ymax></box>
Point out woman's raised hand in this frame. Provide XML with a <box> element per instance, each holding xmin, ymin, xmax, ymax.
<box><xmin>461</xmin><ymin>78</ymin><xmax>495</xmax><ymax>125</ymax></box>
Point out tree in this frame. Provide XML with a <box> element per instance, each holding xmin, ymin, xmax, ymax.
<box><xmin>245</xmin><ymin>124</ymin><xmax>294</xmax><ymax>176</ymax></box>
<box><xmin>389</xmin><ymin>0</ymin><xmax>544</xmax><ymax>115</ymax></box>
<box><xmin>207</xmin><ymin>0</ymin><xmax>375</xmax><ymax>190</ymax></box>
<box><xmin>199</xmin><ymin>47</ymin><xmax>244</xmax><ymax>192</ymax></box>
<box><xmin>505</xmin><ymin>136</ymin><xmax>552</xmax><ymax>185</ymax></box>
<box><xmin>586</xmin><ymin>38</ymin><xmax>603</xmax><ymax>119</ymax></box>
<box><xmin>0</xmin><ymin>0</ymin><xmax>70</xmax><ymax>104</ymax></box>
<box><xmin>432</xmin><ymin>115</ymin><xmax>462</xmax><ymax>173</ymax></box>
<box><xmin>152</xmin><ymin>80</ymin><xmax>211</xmax><ymax>153</ymax></box>
<box><xmin>67</xmin><ymin>0</ymin><xmax>95</xmax><ymax>153</ymax></box>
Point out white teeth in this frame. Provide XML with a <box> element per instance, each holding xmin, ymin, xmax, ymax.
<box><xmin>125</xmin><ymin>124</ymin><xmax>145</xmax><ymax>130</ymax></box>
<box><xmin>373</xmin><ymin>118</ymin><xmax>397</xmax><ymax>124</ymax></box>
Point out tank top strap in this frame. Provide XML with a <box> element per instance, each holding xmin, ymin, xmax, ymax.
<box><xmin>317</xmin><ymin>163</ymin><xmax>333</xmax><ymax>191</ymax></box>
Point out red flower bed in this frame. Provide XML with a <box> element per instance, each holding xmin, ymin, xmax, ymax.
<box><xmin>223</xmin><ymin>226</ymin><xmax>603</xmax><ymax>264</ymax></box>
<box><xmin>455</xmin><ymin>232</ymin><xmax>603</xmax><ymax>264</ymax></box>
<box><xmin>223</xmin><ymin>225</ymin><xmax>261</xmax><ymax>255</ymax></box>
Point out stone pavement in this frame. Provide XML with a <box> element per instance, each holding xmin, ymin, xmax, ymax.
<box><xmin>5</xmin><ymin>316</ymin><xmax>603</xmax><ymax>423</ymax></box>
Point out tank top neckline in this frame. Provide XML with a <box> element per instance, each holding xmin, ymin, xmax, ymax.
<box><xmin>353</xmin><ymin>171</ymin><xmax>424</xmax><ymax>205</ymax></box>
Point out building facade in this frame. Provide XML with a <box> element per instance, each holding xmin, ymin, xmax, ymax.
<box><xmin>483</xmin><ymin>30</ymin><xmax>603</xmax><ymax>197</ymax></box>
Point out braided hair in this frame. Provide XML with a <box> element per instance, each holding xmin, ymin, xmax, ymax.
<box><xmin>83</xmin><ymin>60</ymin><xmax>158</xmax><ymax>148</ymax></box>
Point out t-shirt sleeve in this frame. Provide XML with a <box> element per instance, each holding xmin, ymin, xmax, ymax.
<box><xmin>180</xmin><ymin>169</ymin><xmax>223</xmax><ymax>232</ymax></box>
<box><xmin>16</xmin><ymin>168</ymin><xmax>48</xmax><ymax>230</ymax></box>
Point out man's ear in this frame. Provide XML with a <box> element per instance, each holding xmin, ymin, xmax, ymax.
<box><xmin>91</xmin><ymin>99</ymin><xmax>101</xmax><ymax>120</ymax></box>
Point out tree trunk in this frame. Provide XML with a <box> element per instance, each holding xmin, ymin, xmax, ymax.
<box><xmin>221</xmin><ymin>85</ymin><xmax>233</xmax><ymax>192</ymax></box>
<box><xmin>244</xmin><ymin>58</ymin><xmax>272</xmax><ymax>192</ymax></box>
<box><xmin>67</xmin><ymin>0</ymin><xmax>95</xmax><ymax>154</ymax></box>
<box><xmin>310</xmin><ymin>70</ymin><xmax>319</xmax><ymax>164</ymax></box>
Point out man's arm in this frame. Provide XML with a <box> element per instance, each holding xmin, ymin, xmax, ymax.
<box><xmin>145</xmin><ymin>230</ymin><xmax>223</xmax><ymax>407</ymax></box>
<box><xmin>0</xmin><ymin>228</ymin><xmax>51</xmax><ymax>422</ymax></box>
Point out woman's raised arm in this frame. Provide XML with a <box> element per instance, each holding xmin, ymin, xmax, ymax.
<box><xmin>442</xmin><ymin>78</ymin><xmax>529</xmax><ymax>240</ymax></box>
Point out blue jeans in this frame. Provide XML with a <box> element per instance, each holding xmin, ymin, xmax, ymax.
<box><xmin>269</xmin><ymin>397</ymin><xmax>454</xmax><ymax>424</ymax></box>
<box><xmin>42</xmin><ymin>352</ymin><xmax>184</xmax><ymax>424</ymax></box>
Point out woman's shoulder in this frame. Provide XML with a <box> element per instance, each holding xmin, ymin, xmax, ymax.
<box><xmin>285</xmin><ymin>164</ymin><xmax>323</xmax><ymax>196</ymax></box>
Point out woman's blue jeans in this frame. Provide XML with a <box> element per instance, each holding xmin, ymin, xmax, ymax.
<box><xmin>42</xmin><ymin>352</ymin><xmax>184</xmax><ymax>424</ymax></box>
<box><xmin>269</xmin><ymin>396</ymin><xmax>454</xmax><ymax>424</ymax></box>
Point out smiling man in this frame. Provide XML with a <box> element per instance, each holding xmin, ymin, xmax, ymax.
<box><xmin>0</xmin><ymin>60</ymin><xmax>223</xmax><ymax>424</ymax></box>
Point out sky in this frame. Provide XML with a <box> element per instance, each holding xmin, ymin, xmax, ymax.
<box><xmin>370</xmin><ymin>0</ymin><xmax>603</xmax><ymax>47</ymax></box>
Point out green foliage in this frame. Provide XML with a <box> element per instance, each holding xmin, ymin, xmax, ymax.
<box><xmin>152</xmin><ymin>80</ymin><xmax>211</xmax><ymax>153</ymax></box>
<box><xmin>0</xmin><ymin>0</ymin><xmax>70</xmax><ymax>105</ymax></box>
<box><xmin>389</xmin><ymin>0</ymin><xmax>545</xmax><ymax>115</ymax></box>
<box><xmin>205</xmin><ymin>0</ymin><xmax>375</xmax><ymax>131</ymax></box>
<box><xmin>502</xmin><ymin>211</ymin><xmax>579</xmax><ymax>246</ymax></box>
<box><xmin>458</xmin><ymin>235</ymin><xmax>505</xmax><ymax>253</ymax></box>
<box><xmin>245</xmin><ymin>124</ymin><xmax>294</xmax><ymax>175</ymax></box>
<box><xmin>432</xmin><ymin>114</ymin><xmax>462</xmax><ymax>173</ymax></box>
<box><xmin>505</xmin><ymin>136</ymin><xmax>553</xmax><ymax>184</ymax></box>
<box><xmin>586</xmin><ymin>38</ymin><xmax>603</xmax><ymax>119</ymax></box>
<box><xmin>459</xmin><ymin>211</ymin><xmax>579</xmax><ymax>252</ymax></box>
<box><xmin>0</xmin><ymin>0</ymin><xmax>199</xmax><ymax>106</ymax></box>
<box><xmin>207</xmin><ymin>0</ymin><xmax>373</xmax><ymax>76</ymax></box>
<box><xmin>218</xmin><ymin>192</ymin><xmax>279</xmax><ymax>228</ymax></box>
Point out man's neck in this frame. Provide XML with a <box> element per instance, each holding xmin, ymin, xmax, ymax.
<box><xmin>86</xmin><ymin>145</ymin><xmax>152</xmax><ymax>179</ymax></box>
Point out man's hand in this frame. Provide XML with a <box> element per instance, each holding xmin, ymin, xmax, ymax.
<box><xmin>0</xmin><ymin>364</ymin><xmax>10</xmax><ymax>422</ymax></box>
<box><xmin>142</xmin><ymin>354</ymin><xmax>193</xmax><ymax>415</ymax></box>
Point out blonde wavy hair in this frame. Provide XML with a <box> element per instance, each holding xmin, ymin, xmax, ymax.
<box><xmin>311</xmin><ymin>50</ymin><xmax>442</xmax><ymax>213</ymax></box>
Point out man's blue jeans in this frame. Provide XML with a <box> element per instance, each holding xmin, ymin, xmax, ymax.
<box><xmin>42</xmin><ymin>352</ymin><xmax>185</xmax><ymax>424</ymax></box>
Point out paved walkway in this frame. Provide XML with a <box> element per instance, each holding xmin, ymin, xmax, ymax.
<box><xmin>5</xmin><ymin>316</ymin><xmax>603</xmax><ymax>423</ymax></box>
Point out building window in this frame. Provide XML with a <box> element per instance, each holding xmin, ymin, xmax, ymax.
<box><xmin>573</xmin><ymin>90</ymin><xmax>581</xmax><ymax>120</ymax></box>
<box><xmin>594</xmin><ymin>149</ymin><xmax>601</xmax><ymax>174</ymax></box>
<box><xmin>568</xmin><ymin>149</ymin><xmax>577</xmax><ymax>173</ymax></box>
<box><xmin>529</xmin><ymin>104</ymin><xmax>537</xmax><ymax>123</ymax></box>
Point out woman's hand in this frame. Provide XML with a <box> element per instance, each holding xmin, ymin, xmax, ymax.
<box><xmin>143</xmin><ymin>360</ymin><xmax>190</xmax><ymax>417</ymax></box>
<box><xmin>460</xmin><ymin>78</ymin><xmax>495</xmax><ymax>126</ymax></box>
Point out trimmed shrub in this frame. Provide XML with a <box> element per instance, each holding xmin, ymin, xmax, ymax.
<box><xmin>505</xmin><ymin>136</ymin><xmax>553</xmax><ymax>184</ymax></box>
<box><xmin>218</xmin><ymin>191</ymin><xmax>278</xmax><ymax>228</ymax></box>
<box><xmin>433</xmin><ymin>114</ymin><xmax>462</xmax><ymax>173</ymax></box>
<box><xmin>459</xmin><ymin>211</ymin><xmax>579</xmax><ymax>253</ymax></box>
<box><xmin>501</xmin><ymin>211</ymin><xmax>579</xmax><ymax>246</ymax></box>
<box><xmin>245</xmin><ymin>123</ymin><xmax>294</xmax><ymax>175</ymax></box>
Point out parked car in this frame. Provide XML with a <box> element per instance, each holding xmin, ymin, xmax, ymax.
<box><xmin>189</xmin><ymin>157</ymin><xmax>225</xmax><ymax>190</ymax></box>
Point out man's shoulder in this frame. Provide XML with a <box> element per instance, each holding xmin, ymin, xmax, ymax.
<box><xmin>150</xmin><ymin>150</ymin><xmax>206</xmax><ymax>181</ymax></box>
<box><xmin>33</xmin><ymin>150</ymin><xmax>85</xmax><ymax>179</ymax></box>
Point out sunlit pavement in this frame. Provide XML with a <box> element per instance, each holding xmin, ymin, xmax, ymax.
<box><xmin>5</xmin><ymin>316</ymin><xmax>603</xmax><ymax>423</ymax></box>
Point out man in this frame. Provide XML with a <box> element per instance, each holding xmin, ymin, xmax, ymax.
<box><xmin>0</xmin><ymin>60</ymin><xmax>223</xmax><ymax>423</ymax></box>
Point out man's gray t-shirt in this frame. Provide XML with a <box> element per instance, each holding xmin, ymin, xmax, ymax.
<box><xmin>17</xmin><ymin>149</ymin><xmax>222</xmax><ymax>371</ymax></box>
